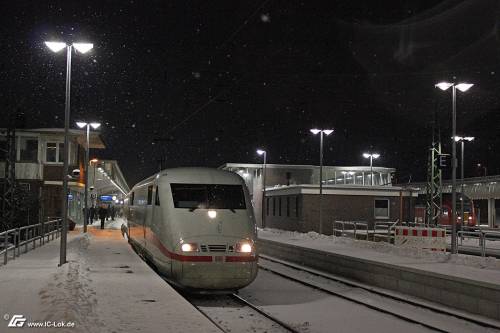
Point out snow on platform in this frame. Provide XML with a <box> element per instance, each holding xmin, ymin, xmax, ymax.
<box><xmin>0</xmin><ymin>227</ymin><xmax>220</xmax><ymax>333</ymax></box>
<box><xmin>258</xmin><ymin>228</ymin><xmax>500</xmax><ymax>286</ymax></box>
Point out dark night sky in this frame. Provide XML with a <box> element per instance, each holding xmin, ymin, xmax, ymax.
<box><xmin>2</xmin><ymin>0</ymin><xmax>500</xmax><ymax>186</ymax></box>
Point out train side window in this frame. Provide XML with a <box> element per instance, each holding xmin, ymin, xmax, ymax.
<box><xmin>272</xmin><ymin>197</ymin><xmax>276</xmax><ymax>216</ymax></box>
<box><xmin>147</xmin><ymin>185</ymin><xmax>153</xmax><ymax>205</ymax></box>
<box><xmin>155</xmin><ymin>186</ymin><xmax>160</xmax><ymax>206</ymax></box>
<box><xmin>279</xmin><ymin>197</ymin><xmax>282</xmax><ymax>216</ymax></box>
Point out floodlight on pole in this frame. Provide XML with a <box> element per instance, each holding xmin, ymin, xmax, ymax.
<box><xmin>73</xmin><ymin>43</ymin><xmax>94</xmax><ymax>54</ymax></box>
<box><xmin>76</xmin><ymin>120</ymin><xmax>101</xmax><ymax>234</ymax></box>
<box><xmin>310</xmin><ymin>128</ymin><xmax>334</xmax><ymax>234</ymax></box>
<box><xmin>45</xmin><ymin>41</ymin><xmax>67</xmax><ymax>53</ymax></box>
<box><xmin>435</xmin><ymin>81</ymin><xmax>473</xmax><ymax>254</ymax></box>
<box><xmin>256</xmin><ymin>149</ymin><xmax>267</xmax><ymax>228</ymax></box>
<box><xmin>363</xmin><ymin>153</ymin><xmax>380</xmax><ymax>186</ymax></box>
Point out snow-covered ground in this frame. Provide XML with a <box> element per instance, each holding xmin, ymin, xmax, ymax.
<box><xmin>258</xmin><ymin>228</ymin><xmax>500</xmax><ymax>284</ymax></box>
<box><xmin>0</xmin><ymin>229</ymin><xmax>219</xmax><ymax>333</ymax></box>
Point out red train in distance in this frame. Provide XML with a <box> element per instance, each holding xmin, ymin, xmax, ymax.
<box><xmin>414</xmin><ymin>193</ymin><xmax>477</xmax><ymax>227</ymax></box>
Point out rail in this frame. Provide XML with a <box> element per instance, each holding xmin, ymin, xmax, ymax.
<box><xmin>0</xmin><ymin>219</ymin><xmax>62</xmax><ymax>265</ymax></box>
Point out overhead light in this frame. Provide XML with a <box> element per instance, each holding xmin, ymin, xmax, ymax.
<box><xmin>435</xmin><ymin>82</ymin><xmax>453</xmax><ymax>91</ymax></box>
<box><xmin>323</xmin><ymin>129</ymin><xmax>334</xmax><ymax>136</ymax></box>
<box><xmin>455</xmin><ymin>83</ymin><xmax>473</xmax><ymax>92</ymax></box>
<box><xmin>208</xmin><ymin>210</ymin><xmax>217</xmax><ymax>219</ymax></box>
<box><xmin>76</xmin><ymin>121</ymin><xmax>87</xmax><ymax>128</ymax></box>
<box><xmin>372</xmin><ymin>154</ymin><xmax>380</xmax><ymax>159</ymax></box>
<box><xmin>73</xmin><ymin>43</ymin><xmax>94</xmax><ymax>54</ymax></box>
<box><xmin>257</xmin><ymin>149</ymin><xmax>266</xmax><ymax>155</ymax></box>
<box><xmin>90</xmin><ymin>122</ymin><xmax>101</xmax><ymax>129</ymax></box>
<box><xmin>45</xmin><ymin>41</ymin><xmax>67</xmax><ymax>53</ymax></box>
<box><xmin>363</xmin><ymin>153</ymin><xmax>370</xmax><ymax>158</ymax></box>
<box><xmin>310</xmin><ymin>129</ymin><xmax>321</xmax><ymax>135</ymax></box>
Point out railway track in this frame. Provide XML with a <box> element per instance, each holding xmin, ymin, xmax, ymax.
<box><xmin>184</xmin><ymin>292</ymin><xmax>300</xmax><ymax>333</ymax></box>
<box><xmin>258</xmin><ymin>254</ymin><xmax>500</xmax><ymax>333</ymax></box>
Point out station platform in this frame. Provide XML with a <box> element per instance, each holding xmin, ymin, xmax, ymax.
<box><xmin>257</xmin><ymin>229</ymin><xmax>500</xmax><ymax>322</ymax></box>
<box><xmin>0</xmin><ymin>226</ymin><xmax>220</xmax><ymax>333</ymax></box>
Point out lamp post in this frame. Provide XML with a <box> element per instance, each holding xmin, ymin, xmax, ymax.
<box><xmin>435</xmin><ymin>81</ymin><xmax>473</xmax><ymax>254</ymax></box>
<box><xmin>363</xmin><ymin>153</ymin><xmax>380</xmax><ymax>186</ymax></box>
<box><xmin>310</xmin><ymin>129</ymin><xmax>334</xmax><ymax>234</ymax></box>
<box><xmin>76</xmin><ymin>122</ymin><xmax>101</xmax><ymax>233</ymax></box>
<box><xmin>45</xmin><ymin>41</ymin><xmax>93</xmax><ymax>266</ymax></box>
<box><xmin>453</xmin><ymin>136</ymin><xmax>474</xmax><ymax>231</ymax></box>
<box><xmin>257</xmin><ymin>149</ymin><xmax>267</xmax><ymax>228</ymax></box>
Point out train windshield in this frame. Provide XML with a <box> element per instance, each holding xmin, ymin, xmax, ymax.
<box><xmin>171</xmin><ymin>183</ymin><xmax>246</xmax><ymax>210</ymax></box>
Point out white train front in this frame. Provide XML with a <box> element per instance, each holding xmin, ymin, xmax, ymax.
<box><xmin>125</xmin><ymin>167</ymin><xmax>258</xmax><ymax>290</ymax></box>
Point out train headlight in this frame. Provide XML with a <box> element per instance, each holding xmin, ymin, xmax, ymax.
<box><xmin>208</xmin><ymin>210</ymin><xmax>217</xmax><ymax>219</ymax></box>
<box><xmin>181</xmin><ymin>243</ymin><xmax>199</xmax><ymax>252</ymax></box>
<box><xmin>236</xmin><ymin>241</ymin><xmax>253</xmax><ymax>253</ymax></box>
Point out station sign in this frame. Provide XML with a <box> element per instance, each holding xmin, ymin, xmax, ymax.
<box><xmin>100</xmin><ymin>195</ymin><xmax>113</xmax><ymax>202</ymax></box>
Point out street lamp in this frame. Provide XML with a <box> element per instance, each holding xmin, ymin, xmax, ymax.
<box><xmin>45</xmin><ymin>41</ymin><xmax>93</xmax><ymax>266</ymax></box>
<box><xmin>363</xmin><ymin>153</ymin><xmax>380</xmax><ymax>186</ymax></box>
<box><xmin>257</xmin><ymin>149</ymin><xmax>267</xmax><ymax>228</ymax></box>
<box><xmin>453</xmin><ymin>136</ymin><xmax>474</xmax><ymax>231</ymax></box>
<box><xmin>76</xmin><ymin>122</ymin><xmax>101</xmax><ymax>233</ymax></box>
<box><xmin>310</xmin><ymin>128</ymin><xmax>334</xmax><ymax>234</ymax></box>
<box><xmin>435</xmin><ymin>81</ymin><xmax>473</xmax><ymax>254</ymax></box>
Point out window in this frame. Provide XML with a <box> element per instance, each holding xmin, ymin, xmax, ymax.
<box><xmin>19</xmin><ymin>137</ymin><xmax>38</xmax><ymax>162</ymax></box>
<box><xmin>374</xmin><ymin>199</ymin><xmax>390</xmax><ymax>219</ymax></box>
<box><xmin>286</xmin><ymin>196</ymin><xmax>290</xmax><ymax>217</ymax></box>
<box><xmin>170</xmin><ymin>184</ymin><xmax>246</xmax><ymax>209</ymax></box>
<box><xmin>295</xmin><ymin>196</ymin><xmax>299</xmax><ymax>218</ymax></box>
<box><xmin>266</xmin><ymin>197</ymin><xmax>270</xmax><ymax>216</ymax></box>
<box><xmin>147</xmin><ymin>185</ymin><xmax>153</xmax><ymax>205</ymax></box>
<box><xmin>46</xmin><ymin>142</ymin><xmax>64</xmax><ymax>163</ymax></box>
<box><xmin>155</xmin><ymin>186</ymin><xmax>160</xmax><ymax>206</ymax></box>
<box><xmin>0</xmin><ymin>138</ymin><xmax>6</xmax><ymax>160</ymax></box>
<box><xmin>279</xmin><ymin>197</ymin><xmax>282</xmax><ymax>216</ymax></box>
<box><xmin>273</xmin><ymin>197</ymin><xmax>276</xmax><ymax>216</ymax></box>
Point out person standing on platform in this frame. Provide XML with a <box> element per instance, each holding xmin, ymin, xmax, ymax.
<box><xmin>98</xmin><ymin>204</ymin><xmax>107</xmax><ymax>229</ymax></box>
<box><xmin>110</xmin><ymin>205</ymin><xmax>116</xmax><ymax>221</ymax></box>
<box><xmin>89</xmin><ymin>205</ymin><xmax>95</xmax><ymax>224</ymax></box>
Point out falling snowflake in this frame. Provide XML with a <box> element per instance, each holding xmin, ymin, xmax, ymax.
<box><xmin>260</xmin><ymin>13</ymin><xmax>270</xmax><ymax>22</ymax></box>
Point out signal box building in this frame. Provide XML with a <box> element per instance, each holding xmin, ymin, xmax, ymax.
<box><xmin>220</xmin><ymin>163</ymin><xmax>417</xmax><ymax>234</ymax></box>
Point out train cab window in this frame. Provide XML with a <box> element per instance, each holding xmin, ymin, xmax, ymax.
<box><xmin>155</xmin><ymin>186</ymin><xmax>160</xmax><ymax>206</ymax></box>
<box><xmin>170</xmin><ymin>183</ymin><xmax>246</xmax><ymax>209</ymax></box>
<box><xmin>147</xmin><ymin>185</ymin><xmax>153</xmax><ymax>205</ymax></box>
<box><xmin>374</xmin><ymin>199</ymin><xmax>390</xmax><ymax>219</ymax></box>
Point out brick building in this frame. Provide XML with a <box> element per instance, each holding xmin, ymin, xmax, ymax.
<box><xmin>220</xmin><ymin>163</ymin><xmax>416</xmax><ymax>233</ymax></box>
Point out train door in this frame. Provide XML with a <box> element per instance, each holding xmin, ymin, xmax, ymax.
<box><xmin>144</xmin><ymin>184</ymin><xmax>154</xmax><ymax>252</ymax></box>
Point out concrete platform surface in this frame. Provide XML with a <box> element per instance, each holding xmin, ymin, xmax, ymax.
<box><xmin>0</xmin><ymin>228</ymin><xmax>220</xmax><ymax>333</ymax></box>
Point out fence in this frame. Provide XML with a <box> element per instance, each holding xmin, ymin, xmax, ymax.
<box><xmin>457</xmin><ymin>228</ymin><xmax>500</xmax><ymax>257</ymax></box>
<box><xmin>0</xmin><ymin>218</ymin><xmax>62</xmax><ymax>265</ymax></box>
<box><xmin>333</xmin><ymin>220</ymin><xmax>399</xmax><ymax>242</ymax></box>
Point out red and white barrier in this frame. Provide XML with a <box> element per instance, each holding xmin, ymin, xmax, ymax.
<box><xmin>394</xmin><ymin>227</ymin><xmax>446</xmax><ymax>251</ymax></box>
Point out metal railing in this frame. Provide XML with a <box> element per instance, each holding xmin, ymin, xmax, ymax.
<box><xmin>457</xmin><ymin>229</ymin><xmax>500</xmax><ymax>257</ymax></box>
<box><xmin>0</xmin><ymin>218</ymin><xmax>62</xmax><ymax>265</ymax></box>
<box><xmin>333</xmin><ymin>220</ymin><xmax>400</xmax><ymax>242</ymax></box>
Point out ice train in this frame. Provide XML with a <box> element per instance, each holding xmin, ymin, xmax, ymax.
<box><xmin>125</xmin><ymin>167</ymin><xmax>258</xmax><ymax>291</ymax></box>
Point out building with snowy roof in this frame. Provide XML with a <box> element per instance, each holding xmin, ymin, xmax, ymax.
<box><xmin>220</xmin><ymin>163</ymin><xmax>417</xmax><ymax>234</ymax></box>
